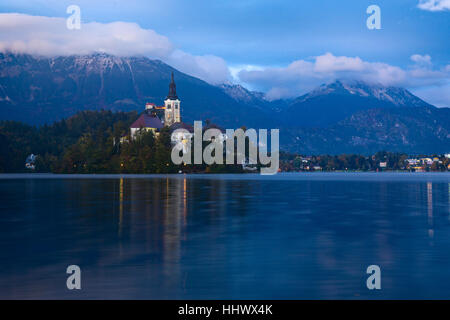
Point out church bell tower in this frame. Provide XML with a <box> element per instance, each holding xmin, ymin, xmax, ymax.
<box><xmin>164</xmin><ymin>72</ymin><xmax>181</xmax><ymax>126</ymax></box>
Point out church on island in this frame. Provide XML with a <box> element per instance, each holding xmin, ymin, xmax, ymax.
<box><xmin>121</xmin><ymin>72</ymin><xmax>195</xmax><ymax>144</ymax></box>
<box><xmin>121</xmin><ymin>72</ymin><xmax>226</xmax><ymax>155</ymax></box>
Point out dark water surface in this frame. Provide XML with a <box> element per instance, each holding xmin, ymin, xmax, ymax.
<box><xmin>0</xmin><ymin>173</ymin><xmax>449</xmax><ymax>299</ymax></box>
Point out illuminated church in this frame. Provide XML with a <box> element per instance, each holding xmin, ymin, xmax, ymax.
<box><xmin>129</xmin><ymin>72</ymin><xmax>193</xmax><ymax>140</ymax></box>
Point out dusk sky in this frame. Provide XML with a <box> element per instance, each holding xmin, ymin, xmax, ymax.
<box><xmin>0</xmin><ymin>0</ymin><xmax>449</xmax><ymax>105</ymax></box>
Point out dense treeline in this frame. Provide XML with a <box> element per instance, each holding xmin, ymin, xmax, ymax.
<box><xmin>0</xmin><ymin>110</ymin><xmax>243</xmax><ymax>173</ymax></box>
<box><xmin>0</xmin><ymin>110</ymin><xmax>133</xmax><ymax>173</ymax></box>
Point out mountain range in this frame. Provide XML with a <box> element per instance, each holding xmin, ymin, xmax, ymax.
<box><xmin>0</xmin><ymin>52</ymin><xmax>449</xmax><ymax>154</ymax></box>
<box><xmin>0</xmin><ymin>52</ymin><xmax>272</xmax><ymax>128</ymax></box>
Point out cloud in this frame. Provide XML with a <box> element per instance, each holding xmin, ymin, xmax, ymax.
<box><xmin>314</xmin><ymin>53</ymin><xmax>364</xmax><ymax>73</ymax></box>
<box><xmin>410</xmin><ymin>54</ymin><xmax>432</xmax><ymax>65</ymax></box>
<box><xmin>238</xmin><ymin>53</ymin><xmax>404</xmax><ymax>99</ymax></box>
<box><xmin>0</xmin><ymin>13</ymin><xmax>230</xmax><ymax>84</ymax></box>
<box><xmin>411</xmin><ymin>83</ymin><xmax>450</xmax><ymax>108</ymax></box>
<box><xmin>238</xmin><ymin>53</ymin><xmax>450</xmax><ymax>105</ymax></box>
<box><xmin>167</xmin><ymin>50</ymin><xmax>230</xmax><ymax>85</ymax></box>
<box><xmin>0</xmin><ymin>13</ymin><xmax>172</xmax><ymax>58</ymax></box>
<box><xmin>417</xmin><ymin>0</ymin><xmax>450</xmax><ymax>11</ymax></box>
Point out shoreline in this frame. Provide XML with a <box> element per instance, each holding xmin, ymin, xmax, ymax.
<box><xmin>1</xmin><ymin>171</ymin><xmax>449</xmax><ymax>182</ymax></box>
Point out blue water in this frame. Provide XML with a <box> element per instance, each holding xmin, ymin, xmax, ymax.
<box><xmin>0</xmin><ymin>173</ymin><xmax>449</xmax><ymax>299</ymax></box>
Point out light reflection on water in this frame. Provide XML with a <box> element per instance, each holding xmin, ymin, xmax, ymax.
<box><xmin>0</xmin><ymin>173</ymin><xmax>449</xmax><ymax>299</ymax></box>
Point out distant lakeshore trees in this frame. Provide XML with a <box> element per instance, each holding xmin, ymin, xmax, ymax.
<box><xmin>0</xmin><ymin>110</ymin><xmax>448</xmax><ymax>173</ymax></box>
<box><xmin>279</xmin><ymin>151</ymin><xmax>450</xmax><ymax>172</ymax></box>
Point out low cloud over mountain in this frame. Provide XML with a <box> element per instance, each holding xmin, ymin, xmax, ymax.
<box><xmin>238</xmin><ymin>53</ymin><xmax>450</xmax><ymax>107</ymax></box>
<box><xmin>0</xmin><ymin>13</ymin><xmax>231</xmax><ymax>84</ymax></box>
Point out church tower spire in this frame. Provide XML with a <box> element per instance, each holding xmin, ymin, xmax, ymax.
<box><xmin>164</xmin><ymin>72</ymin><xmax>181</xmax><ymax>126</ymax></box>
<box><xmin>166</xmin><ymin>71</ymin><xmax>178</xmax><ymax>100</ymax></box>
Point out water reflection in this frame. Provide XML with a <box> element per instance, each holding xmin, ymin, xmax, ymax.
<box><xmin>119</xmin><ymin>177</ymin><xmax>123</xmax><ymax>237</ymax></box>
<box><xmin>427</xmin><ymin>182</ymin><xmax>433</xmax><ymax>239</ymax></box>
<box><xmin>0</xmin><ymin>174</ymin><xmax>449</xmax><ymax>299</ymax></box>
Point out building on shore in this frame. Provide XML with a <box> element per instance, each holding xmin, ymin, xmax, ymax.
<box><xmin>25</xmin><ymin>154</ymin><xmax>36</xmax><ymax>170</ymax></box>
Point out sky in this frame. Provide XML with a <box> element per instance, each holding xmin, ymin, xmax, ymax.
<box><xmin>0</xmin><ymin>0</ymin><xmax>449</xmax><ymax>106</ymax></box>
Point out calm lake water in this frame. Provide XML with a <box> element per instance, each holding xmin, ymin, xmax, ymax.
<box><xmin>0</xmin><ymin>173</ymin><xmax>449</xmax><ymax>299</ymax></box>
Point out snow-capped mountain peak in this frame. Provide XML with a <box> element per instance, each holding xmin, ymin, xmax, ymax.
<box><xmin>219</xmin><ymin>83</ymin><xmax>266</xmax><ymax>103</ymax></box>
<box><xmin>299</xmin><ymin>79</ymin><xmax>430</xmax><ymax>107</ymax></box>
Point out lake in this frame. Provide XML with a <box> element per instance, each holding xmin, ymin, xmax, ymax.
<box><xmin>0</xmin><ymin>173</ymin><xmax>449</xmax><ymax>299</ymax></box>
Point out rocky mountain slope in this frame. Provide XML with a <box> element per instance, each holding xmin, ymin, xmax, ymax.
<box><xmin>0</xmin><ymin>52</ymin><xmax>273</xmax><ymax>128</ymax></box>
<box><xmin>282</xmin><ymin>80</ymin><xmax>432</xmax><ymax>127</ymax></box>
<box><xmin>282</xmin><ymin>106</ymin><xmax>450</xmax><ymax>154</ymax></box>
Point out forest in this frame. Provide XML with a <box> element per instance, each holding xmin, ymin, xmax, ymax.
<box><xmin>0</xmin><ymin>110</ymin><xmax>243</xmax><ymax>173</ymax></box>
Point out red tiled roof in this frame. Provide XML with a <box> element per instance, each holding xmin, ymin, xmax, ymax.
<box><xmin>130</xmin><ymin>114</ymin><xmax>164</xmax><ymax>129</ymax></box>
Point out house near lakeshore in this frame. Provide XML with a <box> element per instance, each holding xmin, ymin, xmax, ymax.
<box><xmin>25</xmin><ymin>154</ymin><xmax>36</xmax><ymax>170</ymax></box>
<box><xmin>406</xmin><ymin>159</ymin><xmax>419</xmax><ymax>166</ymax></box>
